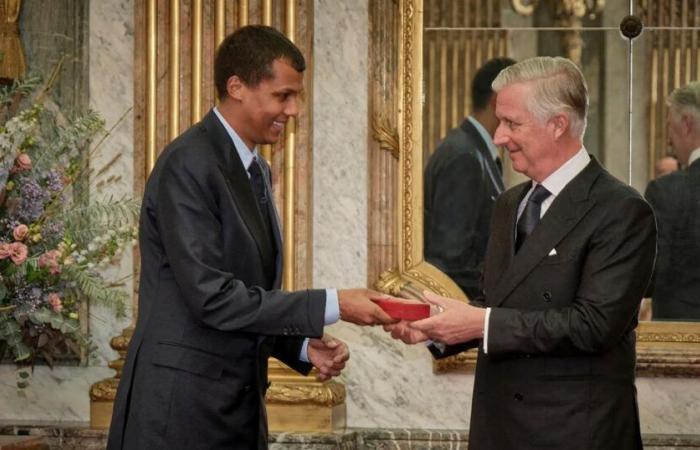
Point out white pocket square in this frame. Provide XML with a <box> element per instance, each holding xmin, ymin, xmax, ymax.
<box><xmin>548</xmin><ymin>248</ymin><xmax>558</xmax><ymax>256</ymax></box>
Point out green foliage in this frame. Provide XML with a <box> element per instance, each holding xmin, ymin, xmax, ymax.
<box><xmin>0</xmin><ymin>71</ymin><xmax>139</xmax><ymax>381</ymax></box>
<box><xmin>62</xmin><ymin>266</ymin><xmax>127</xmax><ymax>317</ymax></box>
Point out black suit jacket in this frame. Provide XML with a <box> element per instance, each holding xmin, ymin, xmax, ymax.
<box><xmin>461</xmin><ymin>158</ymin><xmax>655</xmax><ymax>450</ymax></box>
<box><xmin>424</xmin><ymin>119</ymin><xmax>504</xmax><ymax>299</ymax></box>
<box><xmin>107</xmin><ymin>110</ymin><xmax>326</xmax><ymax>450</ymax></box>
<box><xmin>644</xmin><ymin>159</ymin><xmax>700</xmax><ymax>319</ymax></box>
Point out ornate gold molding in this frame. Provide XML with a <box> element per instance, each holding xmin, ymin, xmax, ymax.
<box><xmin>433</xmin><ymin>349</ymin><xmax>477</xmax><ymax>374</ymax></box>
<box><xmin>399</xmin><ymin>0</ymin><xmax>417</xmax><ymax>271</ymax></box>
<box><xmin>511</xmin><ymin>0</ymin><xmax>535</xmax><ymax>16</ymax></box>
<box><xmin>0</xmin><ymin>0</ymin><xmax>26</xmax><ymax>82</ymax></box>
<box><xmin>635</xmin><ymin>322</ymin><xmax>700</xmax><ymax>377</ymax></box>
<box><xmin>511</xmin><ymin>0</ymin><xmax>606</xmax><ymax>65</ymax></box>
<box><xmin>89</xmin><ymin>325</ymin><xmax>133</xmax><ymax>428</ymax></box>
<box><xmin>266</xmin><ymin>381</ymin><xmax>345</xmax><ymax>407</ymax></box>
<box><xmin>371</xmin><ymin>116</ymin><xmax>400</xmax><ymax>159</ymax></box>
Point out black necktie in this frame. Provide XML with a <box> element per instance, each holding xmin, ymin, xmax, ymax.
<box><xmin>495</xmin><ymin>156</ymin><xmax>503</xmax><ymax>176</ymax></box>
<box><xmin>515</xmin><ymin>184</ymin><xmax>551</xmax><ymax>252</ymax></box>
<box><xmin>248</xmin><ymin>158</ymin><xmax>274</xmax><ymax>238</ymax></box>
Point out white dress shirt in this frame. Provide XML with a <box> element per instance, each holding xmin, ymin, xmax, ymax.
<box><xmin>689</xmin><ymin>147</ymin><xmax>700</xmax><ymax>166</ymax></box>
<box><xmin>483</xmin><ymin>147</ymin><xmax>591</xmax><ymax>354</ymax></box>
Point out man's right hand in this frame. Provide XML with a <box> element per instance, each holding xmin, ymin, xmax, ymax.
<box><xmin>338</xmin><ymin>289</ymin><xmax>396</xmax><ymax>326</ymax></box>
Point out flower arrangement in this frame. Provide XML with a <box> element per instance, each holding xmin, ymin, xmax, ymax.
<box><xmin>0</xmin><ymin>74</ymin><xmax>139</xmax><ymax>378</ymax></box>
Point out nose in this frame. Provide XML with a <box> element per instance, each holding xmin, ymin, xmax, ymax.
<box><xmin>493</xmin><ymin>124</ymin><xmax>508</xmax><ymax>146</ymax></box>
<box><xmin>285</xmin><ymin>98</ymin><xmax>299</xmax><ymax>118</ymax></box>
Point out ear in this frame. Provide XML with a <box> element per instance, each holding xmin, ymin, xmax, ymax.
<box><xmin>549</xmin><ymin>113</ymin><xmax>569</xmax><ymax>140</ymax></box>
<box><xmin>226</xmin><ymin>75</ymin><xmax>245</xmax><ymax>101</ymax></box>
<box><xmin>682</xmin><ymin>113</ymin><xmax>695</xmax><ymax>135</ymax></box>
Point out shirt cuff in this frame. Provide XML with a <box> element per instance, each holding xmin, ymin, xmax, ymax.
<box><xmin>483</xmin><ymin>307</ymin><xmax>491</xmax><ymax>354</ymax></box>
<box><xmin>299</xmin><ymin>338</ymin><xmax>310</xmax><ymax>363</ymax></box>
<box><xmin>324</xmin><ymin>288</ymin><xmax>340</xmax><ymax>325</ymax></box>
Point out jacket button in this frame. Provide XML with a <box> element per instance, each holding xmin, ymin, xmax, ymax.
<box><xmin>243</xmin><ymin>385</ymin><xmax>252</xmax><ymax>392</ymax></box>
<box><xmin>514</xmin><ymin>392</ymin><xmax>524</xmax><ymax>401</ymax></box>
<box><xmin>543</xmin><ymin>291</ymin><xmax>552</xmax><ymax>302</ymax></box>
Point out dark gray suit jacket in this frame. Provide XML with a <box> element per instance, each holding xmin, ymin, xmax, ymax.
<box><xmin>645</xmin><ymin>159</ymin><xmax>700</xmax><ymax>319</ymax></box>
<box><xmin>107</xmin><ymin>110</ymin><xmax>326</xmax><ymax>450</ymax></box>
<box><xmin>462</xmin><ymin>158</ymin><xmax>655</xmax><ymax>450</ymax></box>
<box><xmin>424</xmin><ymin>119</ymin><xmax>504</xmax><ymax>299</ymax></box>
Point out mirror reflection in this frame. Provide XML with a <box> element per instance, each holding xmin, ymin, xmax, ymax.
<box><xmin>421</xmin><ymin>1</ymin><xmax>699</xmax><ymax>322</ymax></box>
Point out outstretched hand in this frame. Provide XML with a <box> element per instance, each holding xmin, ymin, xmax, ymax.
<box><xmin>338</xmin><ymin>289</ymin><xmax>397</xmax><ymax>326</ymax></box>
<box><xmin>307</xmin><ymin>334</ymin><xmax>349</xmax><ymax>381</ymax></box>
<box><xmin>384</xmin><ymin>320</ymin><xmax>430</xmax><ymax>344</ymax></box>
<box><xmin>407</xmin><ymin>291</ymin><xmax>486</xmax><ymax>345</ymax></box>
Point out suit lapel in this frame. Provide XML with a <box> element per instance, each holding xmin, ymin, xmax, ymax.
<box><xmin>489</xmin><ymin>158</ymin><xmax>603</xmax><ymax>307</ymax></box>
<box><xmin>200</xmin><ymin>111</ymin><xmax>276</xmax><ymax>272</ymax></box>
<box><xmin>460</xmin><ymin>119</ymin><xmax>504</xmax><ymax>194</ymax></box>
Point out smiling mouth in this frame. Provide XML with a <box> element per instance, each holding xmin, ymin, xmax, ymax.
<box><xmin>272</xmin><ymin>121</ymin><xmax>285</xmax><ymax>130</ymax></box>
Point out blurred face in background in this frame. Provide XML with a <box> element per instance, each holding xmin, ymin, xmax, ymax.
<box><xmin>667</xmin><ymin>107</ymin><xmax>694</xmax><ymax>165</ymax></box>
<box><xmin>655</xmin><ymin>156</ymin><xmax>680</xmax><ymax>178</ymax></box>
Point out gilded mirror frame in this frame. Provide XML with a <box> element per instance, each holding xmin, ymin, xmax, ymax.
<box><xmin>377</xmin><ymin>0</ymin><xmax>700</xmax><ymax>376</ymax></box>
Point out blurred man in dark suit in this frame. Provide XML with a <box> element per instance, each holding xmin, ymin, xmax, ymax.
<box><xmin>424</xmin><ymin>57</ymin><xmax>515</xmax><ymax>299</ymax></box>
<box><xmin>389</xmin><ymin>57</ymin><xmax>656</xmax><ymax>450</ymax></box>
<box><xmin>645</xmin><ymin>81</ymin><xmax>700</xmax><ymax>320</ymax></box>
<box><xmin>107</xmin><ymin>26</ymin><xmax>394</xmax><ymax>450</ymax></box>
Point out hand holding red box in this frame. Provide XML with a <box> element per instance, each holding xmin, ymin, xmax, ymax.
<box><xmin>372</xmin><ymin>297</ymin><xmax>430</xmax><ymax>321</ymax></box>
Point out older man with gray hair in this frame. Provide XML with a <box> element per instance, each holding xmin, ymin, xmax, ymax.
<box><xmin>386</xmin><ymin>56</ymin><xmax>656</xmax><ymax>450</ymax></box>
<box><xmin>645</xmin><ymin>81</ymin><xmax>700</xmax><ymax>320</ymax></box>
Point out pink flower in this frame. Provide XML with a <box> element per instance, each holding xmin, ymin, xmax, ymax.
<box><xmin>47</xmin><ymin>293</ymin><xmax>63</xmax><ymax>313</ymax></box>
<box><xmin>38</xmin><ymin>249</ymin><xmax>61</xmax><ymax>274</ymax></box>
<box><xmin>7</xmin><ymin>242</ymin><xmax>27</xmax><ymax>265</ymax></box>
<box><xmin>14</xmin><ymin>153</ymin><xmax>32</xmax><ymax>171</ymax></box>
<box><xmin>0</xmin><ymin>242</ymin><xmax>11</xmax><ymax>259</ymax></box>
<box><xmin>12</xmin><ymin>224</ymin><xmax>29</xmax><ymax>241</ymax></box>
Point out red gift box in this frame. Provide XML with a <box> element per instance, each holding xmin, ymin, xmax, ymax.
<box><xmin>373</xmin><ymin>299</ymin><xmax>430</xmax><ymax>321</ymax></box>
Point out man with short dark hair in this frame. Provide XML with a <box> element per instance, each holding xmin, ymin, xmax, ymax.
<box><xmin>645</xmin><ymin>81</ymin><xmax>700</xmax><ymax>320</ymax></box>
<box><xmin>107</xmin><ymin>26</ymin><xmax>393</xmax><ymax>450</ymax></box>
<box><xmin>424</xmin><ymin>57</ymin><xmax>515</xmax><ymax>299</ymax></box>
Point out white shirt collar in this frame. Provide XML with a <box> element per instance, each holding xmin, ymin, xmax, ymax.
<box><xmin>538</xmin><ymin>146</ymin><xmax>591</xmax><ymax>198</ymax></box>
<box><xmin>517</xmin><ymin>146</ymin><xmax>591</xmax><ymax>221</ymax></box>
<box><xmin>213</xmin><ymin>106</ymin><xmax>259</xmax><ymax>171</ymax></box>
<box><xmin>467</xmin><ymin>116</ymin><xmax>498</xmax><ymax>161</ymax></box>
<box><xmin>689</xmin><ymin>147</ymin><xmax>700</xmax><ymax>166</ymax></box>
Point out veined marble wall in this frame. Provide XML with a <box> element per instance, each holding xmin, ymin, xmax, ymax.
<box><xmin>311</xmin><ymin>0</ymin><xmax>475</xmax><ymax>429</ymax></box>
<box><xmin>0</xmin><ymin>0</ymin><xmax>134</xmax><ymax>422</ymax></box>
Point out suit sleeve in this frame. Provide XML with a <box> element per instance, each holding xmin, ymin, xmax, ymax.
<box><xmin>644</xmin><ymin>179</ymin><xmax>675</xmax><ymax>298</ymax></box>
<box><xmin>487</xmin><ymin>196</ymin><xmax>656</xmax><ymax>357</ymax></box>
<box><xmin>155</xmin><ymin>152</ymin><xmax>325</xmax><ymax>337</ymax></box>
<box><xmin>424</xmin><ymin>149</ymin><xmax>488</xmax><ymax>290</ymax></box>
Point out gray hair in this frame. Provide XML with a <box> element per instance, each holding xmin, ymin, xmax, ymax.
<box><xmin>492</xmin><ymin>56</ymin><xmax>589</xmax><ymax>139</ymax></box>
<box><xmin>667</xmin><ymin>81</ymin><xmax>700</xmax><ymax>124</ymax></box>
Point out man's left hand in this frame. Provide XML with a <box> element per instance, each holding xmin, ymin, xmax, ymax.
<box><xmin>307</xmin><ymin>334</ymin><xmax>349</xmax><ymax>381</ymax></box>
<box><xmin>409</xmin><ymin>291</ymin><xmax>486</xmax><ymax>345</ymax></box>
